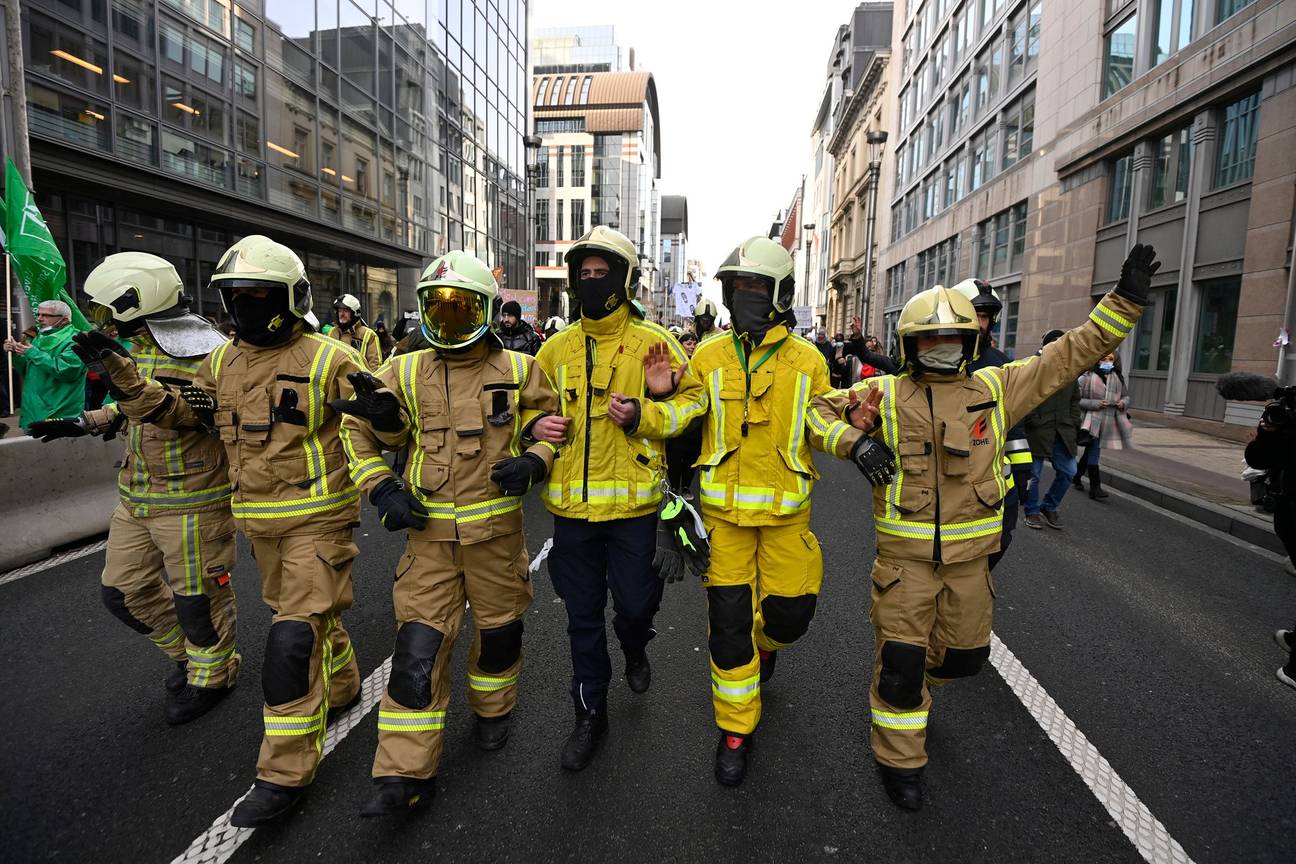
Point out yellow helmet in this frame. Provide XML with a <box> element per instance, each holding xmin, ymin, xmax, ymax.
<box><xmin>716</xmin><ymin>236</ymin><xmax>795</xmax><ymax>313</ymax></box>
<box><xmin>895</xmin><ymin>284</ymin><xmax>981</xmax><ymax>370</ymax></box>
<box><xmin>417</xmin><ymin>250</ymin><xmax>499</xmax><ymax>350</ymax></box>
<box><xmin>694</xmin><ymin>297</ymin><xmax>719</xmax><ymax>318</ymax></box>
<box><xmin>84</xmin><ymin>252</ymin><xmax>184</xmax><ymax>328</ymax></box>
<box><xmin>564</xmin><ymin>225</ymin><xmax>640</xmax><ymax>299</ymax></box>
<box><xmin>212</xmin><ymin>235</ymin><xmax>312</xmax><ymax>345</ymax></box>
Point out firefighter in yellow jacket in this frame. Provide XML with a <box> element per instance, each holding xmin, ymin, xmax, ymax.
<box><xmin>810</xmin><ymin>244</ymin><xmax>1160</xmax><ymax>810</ymax></box>
<box><xmin>669</xmin><ymin>236</ymin><xmax>850</xmax><ymax>786</ymax></box>
<box><xmin>336</xmin><ymin>250</ymin><xmax>562</xmax><ymax>816</ymax></box>
<box><xmin>75</xmin><ymin>235</ymin><xmax>366</xmax><ymax>827</ymax></box>
<box><xmin>327</xmin><ymin>293</ymin><xmax>382</xmax><ymax>369</ymax></box>
<box><xmin>32</xmin><ymin>252</ymin><xmax>238</xmax><ymax>725</ymax></box>
<box><xmin>535</xmin><ymin>225</ymin><xmax>704</xmax><ymax>772</ymax></box>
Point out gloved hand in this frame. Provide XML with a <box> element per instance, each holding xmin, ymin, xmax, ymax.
<box><xmin>330</xmin><ymin>371</ymin><xmax>404</xmax><ymax>432</ymax></box>
<box><xmin>27</xmin><ymin>416</ymin><xmax>89</xmax><ymax>442</ymax></box>
<box><xmin>1114</xmin><ymin>243</ymin><xmax>1160</xmax><ymax>305</ymax></box>
<box><xmin>72</xmin><ymin>330</ymin><xmax>143</xmax><ymax>400</ymax></box>
<box><xmin>370</xmin><ymin>477</ymin><xmax>428</xmax><ymax>532</ymax></box>
<box><xmin>70</xmin><ymin>329</ymin><xmax>131</xmax><ymax>363</ymax></box>
<box><xmin>850</xmin><ymin>436</ymin><xmax>897</xmax><ymax>487</ymax></box>
<box><xmin>652</xmin><ymin>491</ymin><xmax>710</xmax><ymax>583</ymax></box>
<box><xmin>490</xmin><ymin>453</ymin><xmax>546</xmax><ymax>495</ymax></box>
<box><xmin>179</xmin><ymin>384</ymin><xmax>217</xmax><ymax>426</ymax></box>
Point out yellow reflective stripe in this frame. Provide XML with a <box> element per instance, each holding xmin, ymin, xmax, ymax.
<box><xmin>232</xmin><ymin>487</ymin><xmax>359</xmax><ymax>518</ymax></box>
<box><xmin>632</xmin><ymin>321</ymin><xmax>687</xmax><ymax>364</ymax></box>
<box><xmin>1006</xmin><ymin>451</ymin><xmax>1033</xmax><ymax>465</ymax></box>
<box><xmin>179</xmin><ymin>513</ymin><xmax>200</xmax><ymax>595</ymax></box>
<box><xmin>468</xmin><ymin>672</ymin><xmax>519</xmax><ymax>691</ymax></box>
<box><xmin>209</xmin><ymin>340</ymin><xmax>230</xmax><ymax>387</ymax></box>
<box><xmin>302</xmin><ymin>341</ymin><xmax>335</xmax><ymax>496</ymax></box>
<box><xmin>1089</xmin><ymin>302</ymin><xmax>1133</xmax><ymax>338</ymax></box>
<box><xmin>972</xmin><ymin>368</ymin><xmax>1008</xmax><ymax>502</ymax></box>
<box><xmin>877</xmin><ymin>377</ymin><xmax>902</xmax><ymax>520</ymax></box>
<box><xmin>454</xmin><ymin>497</ymin><xmax>521</xmax><ymax>523</ymax></box>
<box><xmin>711</xmin><ymin>672</ymin><xmax>760</xmax><ymax>702</ymax></box>
<box><xmin>264</xmin><ymin>710</ymin><xmax>325</xmax><ymax>736</ymax></box>
<box><xmin>1095</xmin><ymin>300</ymin><xmax>1134</xmax><ymax>331</ymax></box>
<box><xmin>875</xmin><ymin>513</ymin><xmax>1002</xmax><ymax>540</ymax></box>
<box><xmin>377</xmin><ymin>709</ymin><xmax>446</xmax><ymax>732</ymax></box>
<box><xmin>186</xmin><ymin>642</ymin><xmax>235</xmax><ymax>668</ymax></box>
<box><xmin>330</xmin><ymin>640</ymin><xmax>355</xmax><ymax>674</ymax></box>
<box><xmin>544</xmin><ymin>482</ymin><xmax>661</xmax><ymax>506</ymax></box>
<box><xmin>871</xmin><ymin>708</ymin><xmax>928</xmax><ymax>729</ymax></box>
<box><xmin>152</xmin><ymin>623</ymin><xmax>184</xmax><ymax>648</ymax></box>
<box><xmin>708</xmin><ymin>367</ymin><xmax>725</xmax><ymax>456</ymax></box>
<box><xmin>785</xmin><ymin>371</ymin><xmax>811</xmax><ymax>473</ymax></box>
<box><xmin>118</xmin><ymin>483</ymin><xmax>232</xmax><ymax>507</ymax></box>
<box><xmin>349</xmin><ymin>456</ymin><xmax>390</xmax><ymax>487</ymax></box>
<box><xmin>509</xmin><ymin>351</ymin><xmax>526</xmax><ymax>457</ymax></box>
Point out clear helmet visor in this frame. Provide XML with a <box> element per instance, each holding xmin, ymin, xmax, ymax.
<box><xmin>420</xmin><ymin>286</ymin><xmax>489</xmax><ymax>348</ymax></box>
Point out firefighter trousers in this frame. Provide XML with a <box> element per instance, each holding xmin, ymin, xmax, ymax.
<box><xmin>703</xmin><ymin>516</ymin><xmax>824</xmax><ymax>735</ymax></box>
<box><xmin>249</xmin><ymin>530</ymin><xmax>361</xmax><ymax>788</ymax></box>
<box><xmin>101</xmin><ymin>503</ymin><xmax>240</xmax><ymax>688</ymax></box>
<box><xmin>867</xmin><ymin>554</ymin><xmax>994</xmax><ymax>769</ymax></box>
<box><xmin>372</xmin><ymin>532</ymin><xmax>533</xmax><ymax>781</ymax></box>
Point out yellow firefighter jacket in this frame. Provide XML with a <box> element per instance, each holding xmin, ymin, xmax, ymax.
<box><xmin>340</xmin><ymin>341</ymin><xmax>559</xmax><ymax>544</ymax></box>
<box><xmin>810</xmin><ymin>292</ymin><xmax>1144</xmax><ymax>564</ymax></box>
<box><xmin>673</xmin><ymin>323</ymin><xmax>845</xmax><ymax>526</ymax></box>
<box><xmin>326</xmin><ymin>321</ymin><xmax>382</xmax><ymax>370</ymax></box>
<box><xmin>534</xmin><ymin>304</ymin><xmax>704</xmax><ymax>522</ymax></box>
<box><xmin>85</xmin><ymin>336</ymin><xmax>231</xmax><ymax>519</ymax></box>
<box><xmin>114</xmin><ymin>326</ymin><xmax>363</xmax><ymax>537</ymax></box>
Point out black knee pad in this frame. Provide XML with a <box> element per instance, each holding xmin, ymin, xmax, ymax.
<box><xmin>706</xmin><ymin>585</ymin><xmax>754</xmax><ymax>670</ymax></box>
<box><xmin>760</xmin><ymin>593</ymin><xmax>818</xmax><ymax>646</ymax></box>
<box><xmin>101</xmin><ymin>585</ymin><xmax>152</xmax><ymax>634</ymax></box>
<box><xmin>173</xmin><ymin>593</ymin><xmax>220</xmax><ymax>647</ymax></box>
<box><xmin>928</xmin><ymin>645</ymin><xmax>990</xmax><ymax>680</ymax></box>
<box><xmin>262</xmin><ymin>620</ymin><xmax>315</xmax><ymax>706</ymax></box>
<box><xmin>388</xmin><ymin>622</ymin><xmax>444</xmax><ymax>709</ymax></box>
<box><xmin>477</xmin><ymin>620</ymin><xmax>523</xmax><ymax>674</ymax></box>
<box><xmin>877</xmin><ymin>641</ymin><xmax>926</xmax><ymax>710</ymax></box>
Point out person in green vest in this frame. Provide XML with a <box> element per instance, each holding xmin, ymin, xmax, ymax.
<box><xmin>3</xmin><ymin>299</ymin><xmax>86</xmax><ymax>428</ymax></box>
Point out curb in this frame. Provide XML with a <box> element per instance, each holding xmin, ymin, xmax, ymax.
<box><xmin>1100</xmin><ymin>466</ymin><xmax>1285</xmax><ymax>556</ymax></box>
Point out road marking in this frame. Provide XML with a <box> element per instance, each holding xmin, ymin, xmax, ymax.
<box><xmin>0</xmin><ymin>539</ymin><xmax>108</xmax><ymax>587</ymax></box>
<box><xmin>990</xmin><ymin>633</ymin><xmax>1195</xmax><ymax>864</ymax></box>
<box><xmin>169</xmin><ymin>656</ymin><xmax>393</xmax><ymax>864</ymax></box>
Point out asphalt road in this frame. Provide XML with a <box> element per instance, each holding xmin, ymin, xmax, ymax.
<box><xmin>2</xmin><ymin>456</ymin><xmax>1293</xmax><ymax>864</ymax></box>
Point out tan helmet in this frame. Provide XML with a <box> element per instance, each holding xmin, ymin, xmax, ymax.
<box><xmin>895</xmin><ymin>284</ymin><xmax>981</xmax><ymax>369</ymax></box>
<box><xmin>564</xmin><ymin>225</ymin><xmax>641</xmax><ymax>299</ymax></box>
<box><xmin>417</xmin><ymin>250</ymin><xmax>499</xmax><ymax>350</ymax></box>
<box><xmin>84</xmin><ymin>252</ymin><xmax>185</xmax><ymax>328</ymax></box>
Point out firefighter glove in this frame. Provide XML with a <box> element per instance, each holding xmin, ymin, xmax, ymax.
<box><xmin>331</xmin><ymin>371</ymin><xmax>404</xmax><ymax>432</ymax></box>
<box><xmin>72</xmin><ymin>330</ymin><xmax>143</xmax><ymax>400</ymax></box>
<box><xmin>491</xmin><ymin>453</ymin><xmax>546</xmax><ymax>496</ymax></box>
<box><xmin>27</xmin><ymin>416</ymin><xmax>89</xmax><ymax>442</ymax></box>
<box><xmin>1115</xmin><ymin>243</ymin><xmax>1160</xmax><ymax>306</ymax></box>
<box><xmin>370</xmin><ymin>478</ymin><xmax>428</xmax><ymax>532</ymax></box>
<box><xmin>652</xmin><ymin>491</ymin><xmax>710</xmax><ymax>583</ymax></box>
<box><xmin>178</xmin><ymin>385</ymin><xmax>218</xmax><ymax>428</ymax></box>
<box><xmin>851</xmin><ymin>436</ymin><xmax>897</xmax><ymax>487</ymax></box>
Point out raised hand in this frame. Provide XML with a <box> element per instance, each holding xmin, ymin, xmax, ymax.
<box><xmin>1115</xmin><ymin>243</ymin><xmax>1160</xmax><ymax>305</ymax></box>
<box><xmin>643</xmin><ymin>341</ymin><xmax>681</xmax><ymax>397</ymax></box>
<box><xmin>70</xmin><ymin>330</ymin><xmax>130</xmax><ymax>364</ymax></box>
<box><xmin>847</xmin><ymin>386</ymin><xmax>883</xmax><ymax>431</ymax></box>
<box><xmin>330</xmin><ymin>371</ymin><xmax>403</xmax><ymax>432</ymax></box>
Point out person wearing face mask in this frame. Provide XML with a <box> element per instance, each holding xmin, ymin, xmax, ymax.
<box><xmin>693</xmin><ymin>298</ymin><xmax>720</xmax><ymax>343</ymax></box>
<box><xmin>1072</xmin><ymin>352</ymin><xmax>1132</xmax><ymax>500</ymax></box>
<box><xmin>3</xmin><ymin>299</ymin><xmax>86</xmax><ymax>428</ymax></box>
<box><xmin>534</xmin><ymin>225</ymin><xmax>704</xmax><ymax>772</ymax></box>
<box><xmin>74</xmin><ymin>235</ymin><xmax>367</xmax><ymax>827</ymax></box>
<box><xmin>811</xmin><ymin>245</ymin><xmax>1160</xmax><ymax>810</ymax></box>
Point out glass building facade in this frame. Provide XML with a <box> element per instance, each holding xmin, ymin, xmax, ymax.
<box><xmin>19</xmin><ymin>0</ymin><xmax>529</xmax><ymax>323</ymax></box>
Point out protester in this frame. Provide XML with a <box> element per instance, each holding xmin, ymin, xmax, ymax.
<box><xmin>2</xmin><ymin>299</ymin><xmax>86</xmax><ymax>428</ymax></box>
<box><xmin>1072</xmin><ymin>352</ymin><xmax>1132</xmax><ymax>500</ymax></box>
<box><xmin>496</xmin><ymin>300</ymin><xmax>542</xmax><ymax>355</ymax></box>
<box><xmin>1023</xmin><ymin>329</ymin><xmax>1081</xmax><ymax>529</ymax></box>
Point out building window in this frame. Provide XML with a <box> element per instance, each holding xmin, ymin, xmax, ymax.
<box><xmin>1027</xmin><ymin>1</ymin><xmax>1042</xmax><ymax>71</ymax></box>
<box><xmin>1148</xmin><ymin>126</ymin><xmax>1191</xmax><ymax>209</ymax></box>
<box><xmin>563</xmin><ymin>77</ymin><xmax>578</xmax><ymax>104</ymax></box>
<box><xmin>1106</xmin><ymin>152</ymin><xmax>1133</xmax><ymax>223</ymax></box>
<box><xmin>1152</xmin><ymin>0</ymin><xmax>1196</xmax><ymax>66</ymax></box>
<box><xmin>1215</xmin><ymin>91</ymin><xmax>1260</xmax><ymax>187</ymax></box>
<box><xmin>555</xmin><ymin>145</ymin><xmax>565</xmax><ymax>187</ymax></box>
<box><xmin>1217</xmin><ymin>0</ymin><xmax>1255</xmax><ymax>22</ymax></box>
<box><xmin>25</xmin><ymin>12</ymin><xmax>110</xmax><ymax>96</ymax></box>
<box><xmin>536</xmin><ymin>152</ymin><xmax>548</xmax><ymax>187</ymax></box>
<box><xmin>1103</xmin><ymin>13</ymin><xmax>1137</xmax><ymax>98</ymax></box>
<box><xmin>974</xmin><ymin>50</ymin><xmax>991</xmax><ymax>116</ymax></box>
<box><xmin>1007</xmin><ymin>8</ymin><xmax>1028</xmax><ymax>87</ymax></box>
<box><xmin>555</xmin><ymin>200</ymin><xmax>564</xmax><ymax>241</ymax></box>
<box><xmin>1133</xmin><ymin>287</ymin><xmax>1177</xmax><ymax>370</ymax></box>
<box><xmin>1192</xmin><ymin>277</ymin><xmax>1239</xmax><ymax>373</ymax></box>
<box><xmin>570</xmin><ymin>199</ymin><xmax>584</xmax><ymax>238</ymax></box>
<box><xmin>571</xmin><ymin>145</ymin><xmax>585</xmax><ymax>186</ymax></box>
<box><xmin>996</xmin><ymin>283</ymin><xmax>1020</xmax><ymax>357</ymax></box>
<box><xmin>536</xmin><ymin>118</ymin><xmax>585</xmax><ymax>133</ymax></box>
<box><xmin>534</xmin><ymin>201</ymin><xmax>549</xmax><ymax>241</ymax></box>
<box><xmin>1001</xmin><ymin>89</ymin><xmax>1035</xmax><ymax>169</ymax></box>
<box><xmin>579</xmin><ymin>76</ymin><xmax>592</xmax><ymax>103</ymax></box>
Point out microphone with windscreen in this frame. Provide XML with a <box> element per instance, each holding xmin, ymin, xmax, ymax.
<box><xmin>1216</xmin><ymin>372</ymin><xmax>1280</xmax><ymax>402</ymax></box>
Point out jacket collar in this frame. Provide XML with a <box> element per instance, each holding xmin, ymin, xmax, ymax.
<box><xmin>579</xmin><ymin>303</ymin><xmax>631</xmax><ymax>338</ymax></box>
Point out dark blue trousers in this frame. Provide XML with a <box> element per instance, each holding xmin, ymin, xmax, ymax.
<box><xmin>549</xmin><ymin>513</ymin><xmax>662</xmax><ymax>713</ymax></box>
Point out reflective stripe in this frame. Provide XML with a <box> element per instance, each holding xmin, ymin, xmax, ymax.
<box><xmin>468</xmin><ymin>672</ymin><xmax>519</xmax><ymax>692</ymax></box>
<box><xmin>508</xmin><ymin>351</ymin><xmax>526</xmax><ymax>457</ymax></box>
<box><xmin>871</xmin><ymin>708</ymin><xmax>928</xmax><ymax>729</ymax></box>
<box><xmin>877</xmin><ymin>377</ymin><xmax>903</xmax><ymax>520</ymax></box>
<box><xmin>1006</xmin><ymin>451</ymin><xmax>1033</xmax><ymax>465</ymax></box>
<box><xmin>117</xmin><ymin>483</ymin><xmax>232</xmax><ymax>508</ymax></box>
<box><xmin>377</xmin><ymin>709</ymin><xmax>446</xmax><ymax>732</ymax></box>
<box><xmin>411</xmin><ymin>495</ymin><xmax>523</xmax><ymax>523</ymax></box>
<box><xmin>152</xmin><ymin>623</ymin><xmax>184</xmax><ymax>649</ymax></box>
<box><xmin>330</xmin><ymin>640</ymin><xmax>355</xmax><ymax>674</ymax></box>
<box><xmin>698</xmin><ymin>477</ymin><xmax>811</xmax><ymax>513</ymax></box>
<box><xmin>707</xmin><ymin>367</ymin><xmax>725</xmax><ymax>458</ymax></box>
<box><xmin>302</xmin><ymin>338</ymin><xmax>336</xmax><ymax>497</ymax></box>
<box><xmin>711</xmin><ymin>672</ymin><xmax>760</xmax><ymax>702</ymax></box>
<box><xmin>544</xmin><ymin>481</ymin><xmax>661</xmax><ymax>507</ymax></box>
<box><xmin>180</xmin><ymin>513</ymin><xmax>202</xmax><ymax>595</ymax></box>
<box><xmin>875</xmin><ymin>512</ymin><xmax>1002</xmax><ymax>540</ymax></box>
<box><xmin>972</xmin><ymin>368</ymin><xmax>1008</xmax><ymax>503</ymax></box>
<box><xmin>186</xmin><ymin>642</ymin><xmax>235</xmax><ymax>668</ymax></box>
<box><xmin>1004</xmin><ymin>438</ymin><xmax>1030</xmax><ymax>453</ymax></box>
<box><xmin>348</xmin><ymin>456</ymin><xmax>390</xmax><ymax>487</ymax></box>
<box><xmin>264</xmin><ymin>711</ymin><xmax>325</xmax><ymax>736</ymax></box>
<box><xmin>1090</xmin><ymin>302</ymin><xmax>1134</xmax><ymax>338</ymax></box>
<box><xmin>784</xmin><ymin>372</ymin><xmax>812</xmax><ymax>474</ymax></box>
<box><xmin>209</xmin><ymin>341</ymin><xmax>231</xmax><ymax>387</ymax></box>
<box><xmin>232</xmin><ymin>487</ymin><xmax>359</xmax><ymax>519</ymax></box>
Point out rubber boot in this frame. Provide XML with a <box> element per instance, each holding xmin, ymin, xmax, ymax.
<box><xmin>359</xmin><ymin>777</ymin><xmax>435</xmax><ymax>817</ymax></box>
<box><xmin>165</xmin><ymin>661</ymin><xmax>188</xmax><ymax>695</ymax></box>
<box><xmin>474</xmin><ymin>711</ymin><xmax>512</xmax><ymax>751</ymax></box>
<box><xmin>714</xmin><ymin>732</ymin><xmax>751</xmax><ymax>787</ymax></box>
<box><xmin>560</xmin><ymin>709</ymin><xmax>608</xmax><ymax>772</ymax></box>
<box><xmin>878</xmin><ymin>763</ymin><xmax>923</xmax><ymax>811</ymax></box>
<box><xmin>165</xmin><ymin>684</ymin><xmax>233</xmax><ymax>725</ymax></box>
<box><xmin>1088</xmin><ymin>464</ymin><xmax>1109</xmax><ymax>500</ymax></box>
<box><xmin>230</xmin><ymin>780</ymin><xmax>307</xmax><ymax>827</ymax></box>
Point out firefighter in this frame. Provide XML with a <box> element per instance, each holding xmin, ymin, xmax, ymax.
<box><xmin>950</xmin><ymin>279</ymin><xmax>1032</xmax><ymax>571</ymax></box>
<box><xmin>673</xmin><ymin>236</ymin><xmax>853</xmax><ymax>786</ymax></box>
<box><xmin>811</xmin><ymin>245</ymin><xmax>1159</xmax><ymax>810</ymax></box>
<box><xmin>32</xmin><ymin>252</ymin><xmax>237</xmax><ymax>724</ymax></box>
<box><xmin>328</xmin><ymin>293</ymin><xmax>383</xmax><ymax>369</ymax></box>
<box><xmin>74</xmin><ymin>235</ymin><xmax>367</xmax><ymax>827</ymax></box>
<box><xmin>535</xmin><ymin>225</ymin><xmax>704</xmax><ymax>772</ymax></box>
<box><xmin>335</xmin><ymin>250</ymin><xmax>563</xmax><ymax>815</ymax></box>
<box><xmin>694</xmin><ymin>297</ymin><xmax>720</xmax><ymax>342</ymax></box>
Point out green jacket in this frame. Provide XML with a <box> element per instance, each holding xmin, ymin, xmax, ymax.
<box><xmin>13</xmin><ymin>323</ymin><xmax>85</xmax><ymax>427</ymax></box>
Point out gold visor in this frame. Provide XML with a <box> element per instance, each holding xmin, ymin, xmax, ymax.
<box><xmin>420</xmin><ymin>286</ymin><xmax>488</xmax><ymax>347</ymax></box>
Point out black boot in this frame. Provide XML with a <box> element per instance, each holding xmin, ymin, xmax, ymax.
<box><xmin>359</xmin><ymin>777</ymin><xmax>435</xmax><ymax>817</ymax></box>
<box><xmin>759</xmin><ymin>649</ymin><xmax>777</xmax><ymax>683</ymax></box>
<box><xmin>230</xmin><ymin>780</ymin><xmax>307</xmax><ymax>827</ymax></box>
<box><xmin>474</xmin><ymin>711</ymin><xmax>512</xmax><ymax>751</ymax></box>
<box><xmin>714</xmin><ymin>732</ymin><xmax>752</xmax><ymax>787</ymax></box>
<box><xmin>1088</xmin><ymin>464</ymin><xmax>1109</xmax><ymax>500</ymax></box>
<box><xmin>165</xmin><ymin>683</ymin><xmax>233</xmax><ymax>725</ymax></box>
<box><xmin>327</xmin><ymin>692</ymin><xmax>362</xmax><ymax>726</ymax></box>
<box><xmin>560</xmin><ymin>709</ymin><xmax>608</xmax><ymax>772</ymax></box>
<box><xmin>1071</xmin><ymin>471</ymin><xmax>1085</xmax><ymax>491</ymax></box>
<box><xmin>878</xmin><ymin>763</ymin><xmax>923</xmax><ymax>811</ymax></box>
<box><xmin>165</xmin><ymin>661</ymin><xmax>188</xmax><ymax>695</ymax></box>
<box><xmin>625</xmin><ymin>652</ymin><xmax>651</xmax><ymax>693</ymax></box>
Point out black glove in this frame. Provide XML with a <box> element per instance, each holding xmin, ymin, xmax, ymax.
<box><xmin>652</xmin><ymin>491</ymin><xmax>710</xmax><ymax>583</ymax></box>
<box><xmin>851</xmin><ymin>436</ymin><xmax>897</xmax><ymax>487</ymax></box>
<box><xmin>330</xmin><ymin>371</ymin><xmax>404</xmax><ymax>432</ymax></box>
<box><xmin>179</xmin><ymin>384</ymin><xmax>217</xmax><ymax>427</ymax></box>
<box><xmin>370</xmin><ymin>477</ymin><xmax>428</xmax><ymax>532</ymax></box>
<box><xmin>72</xmin><ymin>330</ymin><xmax>141</xmax><ymax>400</ymax></box>
<box><xmin>490</xmin><ymin>453</ymin><xmax>546</xmax><ymax>496</ymax></box>
<box><xmin>1114</xmin><ymin>243</ymin><xmax>1160</xmax><ymax>305</ymax></box>
<box><xmin>27</xmin><ymin>416</ymin><xmax>89</xmax><ymax>443</ymax></box>
<box><xmin>70</xmin><ymin>329</ymin><xmax>130</xmax><ymax>364</ymax></box>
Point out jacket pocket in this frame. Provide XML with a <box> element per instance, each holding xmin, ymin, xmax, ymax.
<box><xmin>897</xmin><ymin>483</ymin><xmax>934</xmax><ymax>515</ymax></box>
<box><xmin>776</xmin><ymin>444</ymin><xmax>820</xmax><ymax>480</ymax></box>
<box><xmin>419</xmin><ymin>411</ymin><xmax>450</xmax><ymax>455</ymax></box>
<box><xmin>236</xmin><ymin>387</ymin><xmax>273</xmax><ymax>444</ymax></box>
<box><xmin>268</xmin><ymin>454</ymin><xmax>312</xmax><ymax>488</ymax></box>
<box><xmin>897</xmin><ymin>439</ymin><xmax>930</xmax><ymax>474</ymax></box>
<box><xmin>973</xmin><ymin>477</ymin><xmax>1004</xmax><ymax>511</ymax></box>
<box><xmin>215</xmin><ymin>408</ymin><xmax>238</xmax><ymax>443</ymax></box>
<box><xmin>415</xmin><ymin>463</ymin><xmax>449</xmax><ymax>495</ymax></box>
<box><xmin>870</xmin><ymin>557</ymin><xmax>904</xmax><ymax>595</ymax></box>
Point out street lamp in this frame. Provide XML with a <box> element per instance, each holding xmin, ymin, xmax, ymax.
<box><xmin>860</xmin><ymin>129</ymin><xmax>888</xmax><ymax>330</ymax></box>
<box><xmin>524</xmin><ymin>134</ymin><xmax>543</xmax><ymax>311</ymax></box>
<box><xmin>802</xmin><ymin>222</ymin><xmax>815</xmax><ymax>334</ymax></box>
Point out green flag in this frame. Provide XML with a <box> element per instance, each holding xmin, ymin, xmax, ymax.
<box><xmin>2</xmin><ymin>158</ymin><xmax>90</xmax><ymax>331</ymax></box>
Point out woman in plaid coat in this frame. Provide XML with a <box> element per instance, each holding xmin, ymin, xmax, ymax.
<box><xmin>1073</xmin><ymin>352</ymin><xmax>1133</xmax><ymax>499</ymax></box>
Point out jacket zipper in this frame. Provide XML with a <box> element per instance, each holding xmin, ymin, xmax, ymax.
<box><xmin>583</xmin><ymin>335</ymin><xmax>594</xmax><ymax>504</ymax></box>
<box><xmin>926</xmin><ymin>386</ymin><xmax>942</xmax><ymax>563</ymax></box>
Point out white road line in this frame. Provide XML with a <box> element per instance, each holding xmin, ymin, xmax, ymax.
<box><xmin>990</xmin><ymin>633</ymin><xmax>1195</xmax><ymax>864</ymax></box>
<box><xmin>0</xmin><ymin>539</ymin><xmax>107</xmax><ymax>587</ymax></box>
<box><xmin>169</xmin><ymin>656</ymin><xmax>392</xmax><ymax>864</ymax></box>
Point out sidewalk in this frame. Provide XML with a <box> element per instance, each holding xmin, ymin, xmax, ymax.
<box><xmin>1096</xmin><ymin>418</ymin><xmax>1287</xmax><ymax>557</ymax></box>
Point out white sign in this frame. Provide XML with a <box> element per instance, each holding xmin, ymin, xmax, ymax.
<box><xmin>673</xmin><ymin>281</ymin><xmax>702</xmax><ymax>317</ymax></box>
<box><xmin>792</xmin><ymin>305</ymin><xmax>814</xmax><ymax>333</ymax></box>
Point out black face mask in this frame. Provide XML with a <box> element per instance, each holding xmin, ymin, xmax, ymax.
<box><xmin>730</xmin><ymin>292</ymin><xmax>777</xmax><ymax>343</ymax></box>
<box><xmin>695</xmin><ymin>315</ymin><xmax>715</xmax><ymax>333</ymax></box>
<box><xmin>231</xmin><ymin>293</ymin><xmax>295</xmax><ymax>347</ymax></box>
<box><xmin>578</xmin><ymin>274</ymin><xmax>623</xmax><ymax>321</ymax></box>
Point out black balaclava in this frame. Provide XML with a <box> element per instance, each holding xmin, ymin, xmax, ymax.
<box><xmin>729</xmin><ymin>284</ymin><xmax>778</xmax><ymax>345</ymax></box>
<box><xmin>577</xmin><ymin>258</ymin><xmax>627</xmax><ymax>321</ymax></box>
<box><xmin>694</xmin><ymin>314</ymin><xmax>715</xmax><ymax>335</ymax></box>
<box><xmin>230</xmin><ymin>291</ymin><xmax>295</xmax><ymax>347</ymax></box>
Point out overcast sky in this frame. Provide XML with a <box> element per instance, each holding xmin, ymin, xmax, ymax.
<box><xmin>531</xmin><ymin>0</ymin><xmax>865</xmax><ymax>294</ymax></box>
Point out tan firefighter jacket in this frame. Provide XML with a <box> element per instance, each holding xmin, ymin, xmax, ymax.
<box><xmin>326</xmin><ymin>321</ymin><xmax>382</xmax><ymax>370</ymax></box>
<box><xmin>811</xmin><ymin>292</ymin><xmax>1144</xmax><ymax>564</ymax></box>
<box><xmin>340</xmin><ymin>341</ymin><xmax>559</xmax><ymax>543</ymax></box>
<box><xmin>112</xmin><ymin>326</ymin><xmax>363</xmax><ymax>537</ymax></box>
